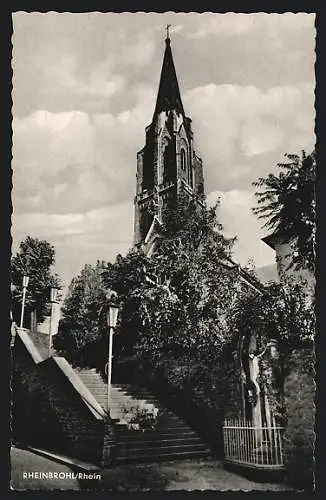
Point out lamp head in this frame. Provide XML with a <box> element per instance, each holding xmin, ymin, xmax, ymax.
<box><xmin>22</xmin><ymin>276</ymin><xmax>29</xmax><ymax>288</ymax></box>
<box><xmin>105</xmin><ymin>290</ymin><xmax>119</xmax><ymax>329</ymax></box>
<box><xmin>50</xmin><ymin>287</ymin><xmax>59</xmax><ymax>303</ymax></box>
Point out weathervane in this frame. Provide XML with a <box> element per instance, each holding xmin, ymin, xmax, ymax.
<box><xmin>166</xmin><ymin>24</ymin><xmax>171</xmax><ymax>39</ymax></box>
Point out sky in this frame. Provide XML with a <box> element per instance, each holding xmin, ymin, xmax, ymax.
<box><xmin>12</xmin><ymin>12</ymin><xmax>316</xmax><ymax>292</ymax></box>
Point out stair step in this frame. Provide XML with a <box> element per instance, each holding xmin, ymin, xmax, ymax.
<box><xmin>70</xmin><ymin>371</ymin><xmax>212</xmax><ymax>464</ymax></box>
<box><xmin>118</xmin><ymin>393</ymin><xmax>159</xmax><ymax>400</ymax></box>
<box><xmin>114</xmin><ymin>426</ymin><xmax>196</xmax><ymax>436</ymax></box>
<box><xmin>78</xmin><ymin>376</ymin><xmax>104</xmax><ymax>381</ymax></box>
<box><xmin>85</xmin><ymin>384</ymin><xmax>107</xmax><ymax>388</ymax></box>
<box><xmin>113</xmin><ymin>402</ymin><xmax>162</xmax><ymax>408</ymax></box>
<box><xmin>112</xmin><ymin>420</ymin><xmax>187</xmax><ymax>429</ymax></box>
<box><xmin>80</xmin><ymin>380</ymin><xmax>103</xmax><ymax>384</ymax></box>
<box><xmin>115</xmin><ymin>430</ymin><xmax>197</xmax><ymax>439</ymax></box>
<box><xmin>115</xmin><ymin>449</ymin><xmax>211</xmax><ymax>464</ymax></box>
<box><xmin>114</xmin><ymin>420</ymin><xmax>193</xmax><ymax>429</ymax></box>
<box><xmin>86</xmin><ymin>391</ymin><xmax>107</xmax><ymax>395</ymax></box>
<box><xmin>116</xmin><ymin>443</ymin><xmax>208</xmax><ymax>457</ymax></box>
<box><xmin>116</xmin><ymin>437</ymin><xmax>203</xmax><ymax>449</ymax></box>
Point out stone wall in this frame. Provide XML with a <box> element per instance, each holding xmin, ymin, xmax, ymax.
<box><xmin>283</xmin><ymin>346</ymin><xmax>315</xmax><ymax>490</ymax></box>
<box><xmin>12</xmin><ymin>336</ymin><xmax>114</xmax><ymax>466</ymax></box>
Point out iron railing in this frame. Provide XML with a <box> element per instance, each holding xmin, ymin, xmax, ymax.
<box><xmin>223</xmin><ymin>418</ymin><xmax>285</xmax><ymax>469</ymax></box>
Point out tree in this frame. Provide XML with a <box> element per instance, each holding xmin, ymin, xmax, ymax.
<box><xmin>102</xmin><ymin>195</ymin><xmax>241</xmax><ymax>386</ymax></box>
<box><xmin>54</xmin><ymin>261</ymin><xmax>108</xmax><ymax>366</ymax></box>
<box><xmin>11</xmin><ymin>236</ymin><xmax>61</xmax><ymax>327</ymax></box>
<box><xmin>253</xmin><ymin>150</ymin><xmax>316</xmax><ymax>273</ymax></box>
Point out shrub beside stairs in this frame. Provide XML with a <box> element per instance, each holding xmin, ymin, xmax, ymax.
<box><xmin>75</xmin><ymin>368</ymin><xmax>212</xmax><ymax>464</ymax></box>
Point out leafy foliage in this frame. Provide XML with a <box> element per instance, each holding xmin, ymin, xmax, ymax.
<box><xmin>229</xmin><ymin>276</ymin><xmax>315</xmax><ymax>423</ymax></box>
<box><xmin>11</xmin><ymin>236</ymin><xmax>61</xmax><ymax>326</ymax></box>
<box><xmin>103</xmin><ymin>195</ymin><xmax>241</xmax><ymax>384</ymax></box>
<box><xmin>253</xmin><ymin>150</ymin><xmax>316</xmax><ymax>272</ymax></box>
<box><xmin>54</xmin><ymin>261</ymin><xmax>108</xmax><ymax>365</ymax></box>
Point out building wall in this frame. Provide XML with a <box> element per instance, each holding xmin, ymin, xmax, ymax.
<box><xmin>274</xmin><ymin>239</ymin><xmax>315</xmax><ymax>292</ymax></box>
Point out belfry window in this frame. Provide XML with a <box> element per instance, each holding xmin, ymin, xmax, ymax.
<box><xmin>163</xmin><ymin>137</ymin><xmax>174</xmax><ymax>183</ymax></box>
<box><xmin>180</xmin><ymin>149</ymin><xmax>187</xmax><ymax>171</ymax></box>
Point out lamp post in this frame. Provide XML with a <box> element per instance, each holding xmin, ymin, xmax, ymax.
<box><xmin>105</xmin><ymin>293</ymin><xmax>119</xmax><ymax>411</ymax></box>
<box><xmin>19</xmin><ymin>275</ymin><xmax>29</xmax><ymax>328</ymax></box>
<box><xmin>48</xmin><ymin>286</ymin><xmax>59</xmax><ymax>357</ymax></box>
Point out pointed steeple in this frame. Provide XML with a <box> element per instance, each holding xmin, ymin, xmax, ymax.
<box><xmin>153</xmin><ymin>34</ymin><xmax>185</xmax><ymax>117</ymax></box>
<box><xmin>134</xmin><ymin>30</ymin><xmax>205</xmax><ymax>248</ymax></box>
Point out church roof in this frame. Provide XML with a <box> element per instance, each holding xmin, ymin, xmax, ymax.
<box><xmin>262</xmin><ymin>230</ymin><xmax>290</xmax><ymax>250</ymax></box>
<box><xmin>153</xmin><ymin>36</ymin><xmax>185</xmax><ymax>117</ymax></box>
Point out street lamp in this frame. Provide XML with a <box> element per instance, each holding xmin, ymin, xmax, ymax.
<box><xmin>105</xmin><ymin>292</ymin><xmax>120</xmax><ymax>411</ymax></box>
<box><xmin>48</xmin><ymin>286</ymin><xmax>59</xmax><ymax>357</ymax></box>
<box><xmin>19</xmin><ymin>275</ymin><xmax>29</xmax><ymax>328</ymax></box>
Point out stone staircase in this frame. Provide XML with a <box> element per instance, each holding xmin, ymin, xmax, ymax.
<box><xmin>75</xmin><ymin>368</ymin><xmax>109</xmax><ymax>412</ymax></box>
<box><xmin>74</xmin><ymin>368</ymin><xmax>211</xmax><ymax>463</ymax></box>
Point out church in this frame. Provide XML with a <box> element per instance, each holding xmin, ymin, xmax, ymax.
<box><xmin>131</xmin><ymin>31</ymin><xmax>285</xmax><ymax>467</ymax></box>
<box><xmin>132</xmin><ymin>32</ymin><xmax>264</xmax><ymax>292</ymax></box>
<box><xmin>11</xmin><ymin>29</ymin><xmax>309</xmax><ymax>484</ymax></box>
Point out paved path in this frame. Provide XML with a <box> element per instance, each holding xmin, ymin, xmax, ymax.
<box><xmin>99</xmin><ymin>459</ymin><xmax>293</xmax><ymax>491</ymax></box>
<box><xmin>10</xmin><ymin>447</ymin><xmax>81</xmax><ymax>491</ymax></box>
<box><xmin>10</xmin><ymin>448</ymin><xmax>292</xmax><ymax>492</ymax></box>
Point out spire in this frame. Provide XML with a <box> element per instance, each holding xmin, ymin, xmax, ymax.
<box><xmin>153</xmin><ymin>31</ymin><xmax>185</xmax><ymax>117</ymax></box>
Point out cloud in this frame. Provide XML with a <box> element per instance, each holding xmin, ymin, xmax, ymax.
<box><xmin>13</xmin><ymin>110</ymin><xmax>95</xmax><ymax>175</ymax></box>
<box><xmin>13</xmin><ymin>85</ymin><xmax>156</xmax><ymax>215</ymax></box>
<box><xmin>188</xmin><ymin>12</ymin><xmax>315</xmax><ymax>39</ymax></box>
<box><xmin>170</xmin><ymin>24</ymin><xmax>184</xmax><ymax>34</ymax></box>
<box><xmin>12</xmin><ymin>202</ymin><xmax>134</xmax><ymax>286</ymax></box>
<box><xmin>118</xmin><ymin>30</ymin><xmax>156</xmax><ymax>69</ymax></box>
<box><xmin>189</xmin><ymin>13</ymin><xmax>258</xmax><ymax>38</ymax></box>
<box><xmin>241</xmin><ymin>119</ymin><xmax>284</xmax><ymax>157</ymax></box>
<box><xmin>184</xmin><ymin>83</ymin><xmax>315</xmax><ymax>191</ymax></box>
<box><xmin>37</xmin><ymin>53</ymin><xmax>126</xmax><ymax>99</ymax></box>
<box><xmin>12</xmin><ymin>15</ymin><xmax>158</xmax><ymax>117</ymax></box>
<box><xmin>12</xmin><ymin>203</ymin><xmax>133</xmax><ymax>241</ymax></box>
<box><xmin>207</xmin><ymin>189</ymin><xmax>275</xmax><ymax>268</ymax></box>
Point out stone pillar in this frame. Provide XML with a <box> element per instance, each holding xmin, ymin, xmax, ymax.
<box><xmin>283</xmin><ymin>345</ymin><xmax>315</xmax><ymax>490</ymax></box>
<box><xmin>30</xmin><ymin>309</ymin><xmax>37</xmax><ymax>332</ymax></box>
<box><xmin>101</xmin><ymin>420</ymin><xmax>117</xmax><ymax>467</ymax></box>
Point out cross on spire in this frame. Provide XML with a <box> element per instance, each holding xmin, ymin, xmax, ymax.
<box><xmin>166</xmin><ymin>24</ymin><xmax>171</xmax><ymax>40</ymax></box>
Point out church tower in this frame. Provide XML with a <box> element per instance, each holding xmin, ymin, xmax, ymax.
<box><xmin>133</xmin><ymin>32</ymin><xmax>205</xmax><ymax>251</ymax></box>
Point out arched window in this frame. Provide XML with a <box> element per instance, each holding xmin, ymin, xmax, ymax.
<box><xmin>163</xmin><ymin>137</ymin><xmax>173</xmax><ymax>183</ymax></box>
